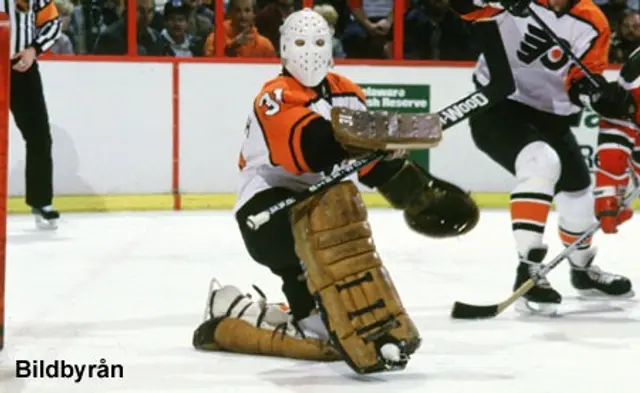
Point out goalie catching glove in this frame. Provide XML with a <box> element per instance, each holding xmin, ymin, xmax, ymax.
<box><xmin>330</xmin><ymin>107</ymin><xmax>478</xmax><ymax>238</ymax></box>
<box><xmin>369</xmin><ymin>159</ymin><xmax>480</xmax><ymax>238</ymax></box>
<box><xmin>290</xmin><ymin>180</ymin><xmax>421</xmax><ymax>374</ymax></box>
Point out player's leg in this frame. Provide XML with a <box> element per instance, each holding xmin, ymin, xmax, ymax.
<box><xmin>290</xmin><ymin>180</ymin><xmax>420</xmax><ymax>374</ymax></box>
<box><xmin>634</xmin><ymin>130</ymin><xmax>640</xmax><ymax>178</ymax></box>
<box><xmin>192</xmin><ymin>279</ymin><xmax>341</xmax><ymax>362</ymax></box>
<box><xmin>594</xmin><ymin>119</ymin><xmax>635</xmax><ymax>234</ymax></box>
<box><xmin>192</xmin><ymin>187</ymin><xmax>340</xmax><ymax>361</ymax></box>
<box><xmin>234</xmin><ymin>187</ymin><xmax>322</xmax><ymax>326</ymax></box>
<box><xmin>551</xmin><ymin>121</ymin><xmax>633</xmax><ymax>298</ymax></box>
<box><xmin>470</xmin><ymin>99</ymin><xmax>561</xmax><ymax>314</ymax></box>
<box><xmin>9</xmin><ymin>62</ymin><xmax>58</xmax><ymax>229</ymax></box>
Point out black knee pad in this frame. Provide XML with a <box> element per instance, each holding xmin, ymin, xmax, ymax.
<box><xmin>236</xmin><ymin>188</ymin><xmax>316</xmax><ymax>319</ymax></box>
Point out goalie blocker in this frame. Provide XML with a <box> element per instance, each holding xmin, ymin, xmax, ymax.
<box><xmin>331</xmin><ymin>109</ymin><xmax>443</xmax><ymax>151</ymax></box>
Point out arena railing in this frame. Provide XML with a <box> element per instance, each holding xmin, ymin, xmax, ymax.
<box><xmin>38</xmin><ymin>0</ymin><xmax>485</xmax><ymax>67</ymax></box>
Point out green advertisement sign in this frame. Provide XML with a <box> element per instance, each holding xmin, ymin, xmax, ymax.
<box><xmin>359</xmin><ymin>84</ymin><xmax>431</xmax><ymax>170</ymax></box>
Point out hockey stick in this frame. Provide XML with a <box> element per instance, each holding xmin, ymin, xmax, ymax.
<box><xmin>246</xmin><ymin>151</ymin><xmax>384</xmax><ymax>230</ymax></box>
<box><xmin>451</xmin><ymin>183</ymin><xmax>640</xmax><ymax>320</ymax></box>
<box><xmin>245</xmin><ymin>20</ymin><xmax>515</xmax><ymax>231</ymax></box>
<box><xmin>630</xmin><ymin>159</ymin><xmax>639</xmax><ymax>189</ymax></box>
<box><xmin>527</xmin><ymin>6</ymin><xmax>603</xmax><ymax>89</ymax></box>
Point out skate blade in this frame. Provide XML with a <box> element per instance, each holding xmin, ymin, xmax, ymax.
<box><xmin>35</xmin><ymin>216</ymin><xmax>57</xmax><ymax>230</ymax></box>
<box><xmin>575</xmin><ymin>289</ymin><xmax>636</xmax><ymax>300</ymax></box>
<box><xmin>514</xmin><ymin>298</ymin><xmax>559</xmax><ymax>317</ymax></box>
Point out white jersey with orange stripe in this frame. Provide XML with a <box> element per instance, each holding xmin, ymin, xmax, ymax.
<box><xmin>463</xmin><ymin>0</ymin><xmax>610</xmax><ymax>116</ymax></box>
<box><xmin>233</xmin><ymin>73</ymin><xmax>367</xmax><ymax>213</ymax></box>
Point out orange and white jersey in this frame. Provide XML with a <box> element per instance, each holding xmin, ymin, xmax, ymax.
<box><xmin>462</xmin><ymin>0</ymin><xmax>610</xmax><ymax>116</ymax></box>
<box><xmin>234</xmin><ymin>72</ymin><xmax>367</xmax><ymax>212</ymax></box>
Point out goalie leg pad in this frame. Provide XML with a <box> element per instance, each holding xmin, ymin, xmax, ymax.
<box><xmin>377</xmin><ymin>161</ymin><xmax>479</xmax><ymax>238</ymax></box>
<box><xmin>192</xmin><ymin>317</ymin><xmax>341</xmax><ymax>361</ymax></box>
<box><xmin>290</xmin><ymin>181</ymin><xmax>421</xmax><ymax>374</ymax></box>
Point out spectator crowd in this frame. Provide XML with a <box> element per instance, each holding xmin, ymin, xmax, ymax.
<box><xmin>46</xmin><ymin>0</ymin><xmax>640</xmax><ymax>63</ymax></box>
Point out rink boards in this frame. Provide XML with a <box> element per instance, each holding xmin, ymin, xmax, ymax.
<box><xmin>4</xmin><ymin>60</ymin><xmax>627</xmax><ymax>213</ymax></box>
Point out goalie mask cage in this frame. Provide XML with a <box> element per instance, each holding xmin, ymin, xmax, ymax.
<box><xmin>0</xmin><ymin>12</ymin><xmax>10</xmax><ymax>352</ymax></box>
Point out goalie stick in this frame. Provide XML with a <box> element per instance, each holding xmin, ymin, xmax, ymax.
<box><xmin>246</xmin><ymin>20</ymin><xmax>515</xmax><ymax>230</ymax></box>
<box><xmin>451</xmin><ymin>182</ymin><xmax>640</xmax><ymax>320</ymax></box>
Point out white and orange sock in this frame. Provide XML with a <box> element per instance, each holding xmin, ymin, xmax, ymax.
<box><xmin>510</xmin><ymin>141</ymin><xmax>561</xmax><ymax>258</ymax></box>
<box><xmin>555</xmin><ymin>189</ymin><xmax>597</xmax><ymax>267</ymax></box>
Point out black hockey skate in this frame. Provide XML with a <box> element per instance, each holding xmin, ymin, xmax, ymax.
<box><xmin>32</xmin><ymin>206</ymin><xmax>59</xmax><ymax>230</ymax></box>
<box><xmin>569</xmin><ymin>249</ymin><xmax>634</xmax><ymax>298</ymax></box>
<box><xmin>514</xmin><ymin>246</ymin><xmax>562</xmax><ymax>316</ymax></box>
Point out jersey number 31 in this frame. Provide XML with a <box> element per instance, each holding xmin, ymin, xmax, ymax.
<box><xmin>259</xmin><ymin>88</ymin><xmax>284</xmax><ymax>116</ymax></box>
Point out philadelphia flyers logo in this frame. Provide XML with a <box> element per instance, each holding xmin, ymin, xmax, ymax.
<box><xmin>517</xmin><ymin>24</ymin><xmax>570</xmax><ymax>71</ymax></box>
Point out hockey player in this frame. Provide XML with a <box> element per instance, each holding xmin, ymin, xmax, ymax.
<box><xmin>460</xmin><ymin>0</ymin><xmax>634</xmax><ymax>315</ymax></box>
<box><xmin>192</xmin><ymin>8</ymin><xmax>480</xmax><ymax>374</ymax></box>
<box><xmin>594</xmin><ymin>47</ymin><xmax>640</xmax><ymax>235</ymax></box>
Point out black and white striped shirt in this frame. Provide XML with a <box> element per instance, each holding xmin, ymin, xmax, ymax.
<box><xmin>0</xmin><ymin>0</ymin><xmax>61</xmax><ymax>57</ymax></box>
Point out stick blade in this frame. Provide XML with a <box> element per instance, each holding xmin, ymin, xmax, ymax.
<box><xmin>450</xmin><ymin>301</ymin><xmax>500</xmax><ymax>320</ymax></box>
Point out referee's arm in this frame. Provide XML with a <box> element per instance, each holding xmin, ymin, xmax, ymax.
<box><xmin>32</xmin><ymin>0</ymin><xmax>62</xmax><ymax>55</ymax></box>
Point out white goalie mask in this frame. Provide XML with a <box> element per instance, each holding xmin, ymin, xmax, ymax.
<box><xmin>280</xmin><ymin>8</ymin><xmax>334</xmax><ymax>87</ymax></box>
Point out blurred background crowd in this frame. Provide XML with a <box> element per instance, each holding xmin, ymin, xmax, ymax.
<box><xmin>47</xmin><ymin>0</ymin><xmax>640</xmax><ymax>63</ymax></box>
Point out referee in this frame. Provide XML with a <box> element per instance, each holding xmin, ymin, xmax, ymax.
<box><xmin>2</xmin><ymin>0</ymin><xmax>62</xmax><ymax>229</ymax></box>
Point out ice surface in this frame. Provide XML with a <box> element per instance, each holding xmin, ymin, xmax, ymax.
<box><xmin>0</xmin><ymin>209</ymin><xmax>638</xmax><ymax>393</ymax></box>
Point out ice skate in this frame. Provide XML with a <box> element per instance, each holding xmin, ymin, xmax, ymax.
<box><xmin>569</xmin><ymin>249</ymin><xmax>634</xmax><ymax>299</ymax></box>
<box><xmin>203</xmin><ymin>279</ymin><xmax>290</xmax><ymax>328</ymax></box>
<box><xmin>32</xmin><ymin>206</ymin><xmax>59</xmax><ymax>230</ymax></box>
<box><xmin>514</xmin><ymin>246</ymin><xmax>562</xmax><ymax>316</ymax></box>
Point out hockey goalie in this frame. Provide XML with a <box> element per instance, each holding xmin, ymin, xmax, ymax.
<box><xmin>192</xmin><ymin>8</ymin><xmax>480</xmax><ymax>374</ymax></box>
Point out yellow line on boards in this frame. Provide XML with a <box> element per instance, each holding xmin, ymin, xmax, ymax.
<box><xmin>7</xmin><ymin>193</ymin><xmax>640</xmax><ymax>213</ymax></box>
